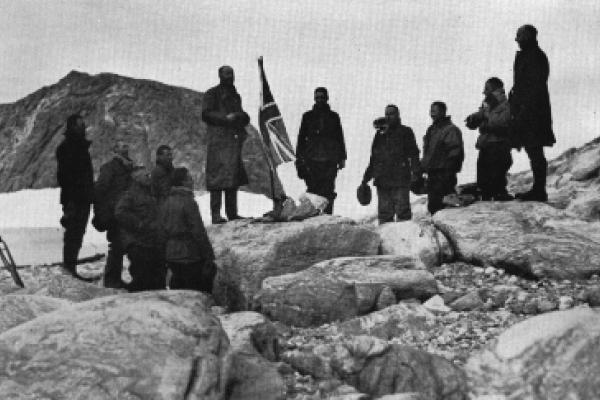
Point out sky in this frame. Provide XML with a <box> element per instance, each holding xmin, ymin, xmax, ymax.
<box><xmin>1</xmin><ymin>0</ymin><xmax>599</xmax><ymax>212</ymax></box>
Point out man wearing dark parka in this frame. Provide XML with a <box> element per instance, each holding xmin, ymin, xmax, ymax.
<box><xmin>362</xmin><ymin>105</ymin><xmax>420</xmax><ymax>224</ymax></box>
<box><xmin>510</xmin><ymin>24</ymin><xmax>555</xmax><ymax>202</ymax></box>
<box><xmin>202</xmin><ymin>65</ymin><xmax>250</xmax><ymax>224</ymax></box>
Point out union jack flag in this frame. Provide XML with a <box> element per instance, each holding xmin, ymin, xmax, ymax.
<box><xmin>258</xmin><ymin>57</ymin><xmax>295</xmax><ymax>166</ymax></box>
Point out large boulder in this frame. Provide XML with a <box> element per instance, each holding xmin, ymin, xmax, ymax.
<box><xmin>378</xmin><ymin>220</ymin><xmax>453</xmax><ymax>269</ymax></box>
<box><xmin>0</xmin><ymin>70</ymin><xmax>279</xmax><ymax>197</ymax></box>
<box><xmin>209</xmin><ymin>216</ymin><xmax>382</xmax><ymax>310</ymax></box>
<box><xmin>0</xmin><ymin>291</ymin><xmax>284</xmax><ymax>400</ymax></box>
<box><xmin>466</xmin><ymin>307</ymin><xmax>600</xmax><ymax>399</ymax></box>
<box><xmin>0</xmin><ymin>294</ymin><xmax>71</xmax><ymax>333</ymax></box>
<box><xmin>433</xmin><ymin>202</ymin><xmax>600</xmax><ymax>279</ymax></box>
<box><xmin>254</xmin><ymin>256</ymin><xmax>438</xmax><ymax>327</ymax></box>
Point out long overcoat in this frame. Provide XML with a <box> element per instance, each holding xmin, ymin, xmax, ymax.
<box><xmin>510</xmin><ymin>44</ymin><xmax>555</xmax><ymax>148</ymax></box>
<box><xmin>201</xmin><ymin>84</ymin><xmax>250</xmax><ymax>190</ymax></box>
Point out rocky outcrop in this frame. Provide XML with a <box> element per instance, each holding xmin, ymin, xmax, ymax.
<box><xmin>209</xmin><ymin>216</ymin><xmax>382</xmax><ymax>310</ymax></box>
<box><xmin>0</xmin><ymin>294</ymin><xmax>71</xmax><ymax>333</ymax></box>
<box><xmin>254</xmin><ymin>256</ymin><xmax>438</xmax><ymax>327</ymax></box>
<box><xmin>509</xmin><ymin>136</ymin><xmax>600</xmax><ymax>221</ymax></box>
<box><xmin>378</xmin><ymin>220</ymin><xmax>453</xmax><ymax>269</ymax></box>
<box><xmin>0</xmin><ymin>291</ymin><xmax>285</xmax><ymax>400</ymax></box>
<box><xmin>283</xmin><ymin>335</ymin><xmax>467</xmax><ymax>399</ymax></box>
<box><xmin>466</xmin><ymin>307</ymin><xmax>600</xmax><ymax>399</ymax></box>
<box><xmin>433</xmin><ymin>201</ymin><xmax>600</xmax><ymax>279</ymax></box>
<box><xmin>0</xmin><ymin>70</ymin><xmax>280</xmax><ymax>197</ymax></box>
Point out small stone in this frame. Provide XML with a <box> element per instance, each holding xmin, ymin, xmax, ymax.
<box><xmin>376</xmin><ymin>286</ymin><xmax>397</xmax><ymax>310</ymax></box>
<box><xmin>507</xmin><ymin>276</ymin><xmax>519</xmax><ymax>284</ymax></box>
<box><xmin>497</xmin><ymin>269</ymin><xmax>506</xmax><ymax>276</ymax></box>
<box><xmin>584</xmin><ymin>287</ymin><xmax>600</xmax><ymax>307</ymax></box>
<box><xmin>537</xmin><ymin>299</ymin><xmax>557</xmax><ymax>313</ymax></box>
<box><xmin>423</xmin><ymin>295</ymin><xmax>450</xmax><ymax>314</ymax></box>
<box><xmin>210</xmin><ymin>306</ymin><xmax>227</xmax><ymax>315</ymax></box>
<box><xmin>449</xmin><ymin>291</ymin><xmax>484</xmax><ymax>311</ymax></box>
<box><xmin>558</xmin><ymin>296</ymin><xmax>574</xmax><ymax>310</ymax></box>
<box><xmin>522</xmin><ymin>299</ymin><xmax>538</xmax><ymax>315</ymax></box>
<box><xmin>484</xmin><ymin>266</ymin><xmax>496</xmax><ymax>275</ymax></box>
<box><xmin>473</xmin><ymin>267</ymin><xmax>485</xmax><ymax>274</ymax></box>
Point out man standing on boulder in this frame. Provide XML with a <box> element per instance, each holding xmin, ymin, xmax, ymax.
<box><xmin>420</xmin><ymin>102</ymin><xmax>464</xmax><ymax>215</ymax></box>
<box><xmin>362</xmin><ymin>105</ymin><xmax>420</xmax><ymax>223</ymax></box>
<box><xmin>510</xmin><ymin>24</ymin><xmax>555</xmax><ymax>202</ymax></box>
<box><xmin>202</xmin><ymin>65</ymin><xmax>250</xmax><ymax>224</ymax></box>
<box><xmin>56</xmin><ymin>113</ymin><xmax>95</xmax><ymax>282</ymax></box>
<box><xmin>466</xmin><ymin>77</ymin><xmax>513</xmax><ymax>201</ymax></box>
<box><xmin>151</xmin><ymin>145</ymin><xmax>174</xmax><ymax>205</ymax></box>
<box><xmin>296</xmin><ymin>87</ymin><xmax>347</xmax><ymax>214</ymax></box>
<box><xmin>93</xmin><ymin>138</ymin><xmax>134</xmax><ymax>288</ymax></box>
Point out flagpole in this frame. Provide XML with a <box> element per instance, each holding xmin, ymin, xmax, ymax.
<box><xmin>258</xmin><ymin>56</ymin><xmax>278</xmax><ymax>202</ymax></box>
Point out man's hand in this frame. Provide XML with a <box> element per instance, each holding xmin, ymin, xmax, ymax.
<box><xmin>337</xmin><ymin>160</ymin><xmax>346</xmax><ymax>170</ymax></box>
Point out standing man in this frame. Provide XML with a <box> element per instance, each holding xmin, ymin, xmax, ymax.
<box><xmin>56</xmin><ymin>113</ymin><xmax>95</xmax><ymax>281</ymax></box>
<box><xmin>295</xmin><ymin>87</ymin><xmax>347</xmax><ymax>214</ymax></box>
<box><xmin>510</xmin><ymin>24</ymin><xmax>555</xmax><ymax>202</ymax></box>
<box><xmin>93</xmin><ymin>138</ymin><xmax>134</xmax><ymax>288</ymax></box>
<box><xmin>161</xmin><ymin>168</ymin><xmax>216</xmax><ymax>293</ymax></box>
<box><xmin>420</xmin><ymin>102</ymin><xmax>464</xmax><ymax>215</ymax></box>
<box><xmin>151</xmin><ymin>145</ymin><xmax>174</xmax><ymax>205</ymax></box>
<box><xmin>466</xmin><ymin>77</ymin><xmax>513</xmax><ymax>201</ymax></box>
<box><xmin>362</xmin><ymin>105</ymin><xmax>420</xmax><ymax>223</ymax></box>
<box><xmin>202</xmin><ymin>65</ymin><xmax>250</xmax><ymax>224</ymax></box>
<box><xmin>115</xmin><ymin>168</ymin><xmax>165</xmax><ymax>291</ymax></box>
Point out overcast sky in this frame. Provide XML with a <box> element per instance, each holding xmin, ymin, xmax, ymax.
<box><xmin>1</xmin><ymin>0</ymin><xmax>599</xmax><ymax>204</ymax></box>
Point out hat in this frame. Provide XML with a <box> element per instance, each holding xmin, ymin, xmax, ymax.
<box><xmin>357</xmin><ymin>182</ymin><xmax>372</xmax><ymax>206</ymax></box>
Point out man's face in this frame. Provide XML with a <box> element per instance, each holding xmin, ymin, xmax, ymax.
<box><xmin>219</xmin><ymin>67</ymin><xmax>235</xmax><ymax>86</ymax></box>
<box><xmin>385</xmin><ymin>107</ymin><xmax>400</xmax><ymax>127</ymax></box>
<box><xmin>314</xmin><ymin>91</ymin><xmax>328</xmax><ymax>106</ymax></box>
<box><xmin>157</xmin><ymin>149</ymin><xmax>173</xmax><ymax>165</ymax></box>
<box><xmin>515</xmin><ymin>26</ymin><xmax>530</xmax><ymax>50</ymax></box>
<box><xmin>430</xmin><ymin>105</ymin><xmax>445</xmax><ymax>122</ymax></box>
<box><xmin>114</xmin><ymin>141</ymin><xmax>129</xmax><ymax>158</ymax></box>
<box><xmin>483</xmin><ymin>82</ymin><xmax>494</xmax><ymax>97</ymax></box>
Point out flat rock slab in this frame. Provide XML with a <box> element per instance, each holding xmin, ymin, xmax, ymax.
<box><xmin>0</xmin><ymin>294</ymin><xmax>71</xmax><ymax>333</ymax></box>
<box><xmin>254</xmin><ymin>256</ymin><xmax>438</xmax><ymax>327</ymax></box>
<box><xmin>433</xmin><ymin>202</ymin><xmax>600</xmax><ymax>279</ymax></box>
<box><xmin>466</xmin><ymin>307</ymin><xmax>600</xmax><ymax>399</ymax></box>
<box><xmin>208</xmin><ymin>216</ymin><xmax>382</xmax><ymax>311</ymax></box>
<box><xmin>0</xmin><ymin>290</ymin><xmax>284</xmax><ymax>400</ymax></box>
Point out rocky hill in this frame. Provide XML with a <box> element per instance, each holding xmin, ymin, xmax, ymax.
<box><xmin>0</xmin><ymin>70</ymin><xmax>281</xmax><ymax>196</ymax></box>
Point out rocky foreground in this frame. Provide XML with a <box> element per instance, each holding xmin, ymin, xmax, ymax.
<box><xmin>2</xmin><ymin>136</ymin><xmax>600</xmax><ymax>399</ymax></box>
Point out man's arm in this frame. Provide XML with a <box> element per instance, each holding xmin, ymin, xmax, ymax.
<box><xmin>201</xmin><ymin>89</ymin><xmax>228</xmax><ymax>126</ymax></box>
<box><xmin>405</xmin><ymin>128</ymin><xmax>421</xmax><ymax>177</ymax></box>
<box><xmin>362</xmin><ymin>136</ymin><xmax>377</xmax><ymax>184</ymax></box>
<box><xmin>444</xmin><ymin>126</ymin><xmax>464</xmax><ymax>172</ymax></box>
<box><xmin>94</xmin><ymin>162</ymin><xmax>114</xmax><ymax>203</ymax></box>
<box><xmin>335</xmin><ymin>113</ymin><xmax>347</xmax><ymax>168</ymax></box>
<box><xmin>114</xmin><ymin>192</ymin><xmax>141</xmax><ymax>232</ymax></box>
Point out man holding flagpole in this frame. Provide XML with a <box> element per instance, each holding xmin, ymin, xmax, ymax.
<box><xmin>258</xmin><ymin>57</ymin><xmax>296</xmax><ymax>218</ymax></box>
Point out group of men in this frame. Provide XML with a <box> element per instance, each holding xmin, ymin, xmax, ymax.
<box><xmin>361</xmin><ymin>24</ymin><xmax>554</xmax><ymax>223</ymax></box>
<box><xmin>57</xmin><ymin>121</ymin><xmax>215</xmax><ymax>290</ymax></box>
<box><xmin>55</xmin><ymin>23</ymin><xmax>553</xmax><ymax>286</ymax></box>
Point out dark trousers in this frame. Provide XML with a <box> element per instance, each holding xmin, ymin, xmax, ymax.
<box><xmin>304</xmin><ymin>160</ymin><xmax>338</xmax><ymax>214</ymax></box>
<box><xmin>427</xmin><ymin>170</ymin><xmax>457</xmax><ymax>215</ymax></box>
<box><xmin>477</xmin><ymin>144</ymin><xmax>513</xmax><ymax>198</ymax></box>
<box><xmin>104</xmin><ymin>226</ymin><xmax>125</xmax><ymax>287</ymax></box>
<box><xmin>61</xmin><ymin>201</ymin><xmax>90</xmax><ymax>269</ymax></box>
<box><xmin>168</xmin><ymin>260</ymin><xmax>216</xmax><ymax>294</ymax></box>
<box><xmin>127</xmin><ymin>245</ymin><xmax>166</xmax><ymax>292</ymax></box>
<box><xmin>210</xmin><ymin>189</ymin><xmax>238</xmax><ymax>219</ymax></box>
<box><xmin>376</xmin><ymin>186</ymin><xmax>411</xmax><ymax>224</ymax></box>
<box><xmin>525</xmin><ymin>146</ymin><xmax>548</xmax><ymax>193</ymax></box>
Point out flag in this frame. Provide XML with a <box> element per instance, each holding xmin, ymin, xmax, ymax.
<box><xmin>258</xmin><ymin>57</ymin><xmax>295</xmax><ymax>166</ymax></box>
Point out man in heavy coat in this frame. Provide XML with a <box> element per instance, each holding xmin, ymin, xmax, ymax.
<box><xmin>202</xmin><ymin>65</ymin><xmax>250</xmax><ymax>224</ymax></box>
<box><xmin>362</xmin><ymin>105</ymin><xmax>420</xmax><ymax>223</ymax></box>
<box><xmin>160</xmin><ymin>168</ymin><xmax>216</xmax><ymax>293</ymax></box>
<box><xmin>93</xmin><ymin>139</ymin><xmax>133</xmax><ymax>288</ymax></box>
<box><xmin>420</xmin><ymin>102</ymin><xmax>464</xmax><ymax>215</ymax></box>
<box><xmin>466</xmin><ymin>77</ymin><xmax>513</xmax><ymax>201</ymax></box>
<box><xmin>56</xmin><ymin>113</ymin><xmax>95</xmax><ymax>281</ymax></box>
<box><xmin>510</xmin><ymin>24</ymin><xmax>555</xmax><ymax>202</ymax></box>
<box><xmin>115</xmin><ymin>168</ymin><xmax>165</xmax><ymax>291</ymax></box>
<box><xmin>151</xmin><ymin>145</ymin><xmax>174</xmax><ymax>205</ymax></box>
<box><xmin>296</xmin><ymin>87</ymin><xmax>347</xmax><ymax>214</ymax></box>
